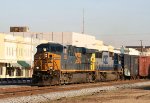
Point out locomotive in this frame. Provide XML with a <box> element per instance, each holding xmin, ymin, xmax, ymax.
<box><xmin>32</xmin><ymin>42</ymin><xmax>150</xmax><ymax>86</ymax></box>
<box><xmin>32</xmin><ymin>42</ymin><xmax>122</xmax><ymax>86</ymax></box>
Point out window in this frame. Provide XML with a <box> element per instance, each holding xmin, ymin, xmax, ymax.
<box><xmin>6</xmin><ymin>67</ymin><xmax>14</xmax><ymax>76</ymax></box>
<box><xmin>12</xmin><ymin>48</ymin><xmax>14</xmax><ymax>56</ymax></box>
<box><xmin>18</xmin><ymin>48</ymin><xmax>20</xmax><ymax>56</ymax></box>
<box><xmin>7</xmin><ymin>47</ymin><xmax>9</xmax><ymax>56</ymax></box>
<box><xmin>16</xmin><ymin>48</ymin><xmax>19</xmax><ymax>56</ymax></box>
<box><xmin>25</xmin><ymin>70</ymin><xmax>29</xmax><ymax>77</ymax></box>
<box><xmin>28</xmin><ymin>48</ymin><xmax>29</xmax><ymax>57</ymax></box>
<box><xmin>36</xmin><ymin>34</ymin><xmax>38</xmax><ymax>39</ymax></box>
<box><xmin>109</xmin><ymin>52</ymin><xmax>114</xmax><ymax>57</ymax></box>
<box><xmin>26</xmin><ymin>48</ymin><xmax>28</xmax><ymax>57</ymax></box>
<box><xmin>63</xmin><ymin>47</ymin><xmax>67</xmax><ymax>54</ymax></box>
<box><xmin>0</xmin><ymin>67</ymin><xmax>3</xmax><ymax>75</ymax></box>
<box><xmin>24</xmin><ymin>48</ymin><xmax>26</xmax><ymax>57</ymax></box>
<box><xmin>68</xmin><ymin>46</ymin><xmax>75</xmax><ymax>56</ymax></box>
<box><xmin>21</xmin><ymin>70</ymin><xmax>23</xmax><ymax>76</ymax></box>
<box><xmin>10</xmin><ymin>47</ymin><xmax>11</xmax><ymax>56</ymax></box>
<box><xmin>95</xmin><ymin>52</ymin><xmax>102</xmax><ymax>58</ymax></box>
<box><xmin>9</xmin><ymin>47</ymin><xmax>11</xmax><ymax>56</ymax></box>
<box><xmin>16</xmin><ymin>68</ymin><xmax>21</xmax><ymax>76</ymax></box>
<box><xmin>20</xmin><ymin>48</ymin><xmax>23</xmax><ymax>56</ymax></box>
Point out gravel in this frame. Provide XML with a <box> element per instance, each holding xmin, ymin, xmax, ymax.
<box><xmin>0</xmin><ymin>85</ymin><xmax>29</xmax><ymax>89</ymax></box>
<box><xmin>0</xmin><ymin>81</ymin><xmax>150</xmax><ymax>103</ymax></box>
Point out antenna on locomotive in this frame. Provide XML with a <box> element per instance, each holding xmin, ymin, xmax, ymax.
<box><xmin>82</xmin><ymin>8</ymin><xmax>85</xmax><ymax>34</ymax></box>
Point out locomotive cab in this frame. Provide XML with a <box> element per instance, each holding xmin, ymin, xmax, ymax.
<box><xmin>34</xmin><ymin>43</ymin><xmax>63</xmax><ymax>71</ymax></box>
<box><xmin>32</xmin><ymin>43</ymin><xmax>63</xmax><ymax>85</ymax></box>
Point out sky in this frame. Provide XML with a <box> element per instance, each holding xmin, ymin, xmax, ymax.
<box><xmin>0</xmin><ymin>0</ymin><xmax>150</xmax><ymax>47</ymax></box>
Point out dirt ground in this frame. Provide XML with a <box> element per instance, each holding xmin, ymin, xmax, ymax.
<box><xmin>49</xmin><ymin>86</ymin><xmax>150</xmax><ymax>103</ymax></box>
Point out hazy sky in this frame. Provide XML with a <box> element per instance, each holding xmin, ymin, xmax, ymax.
<box><xmin>0</xmin><ymin>0</ymin><xmax>150</xmax><ymax>47</ymax></box>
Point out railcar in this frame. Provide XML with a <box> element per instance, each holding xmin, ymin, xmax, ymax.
<box><xmin>139</xmin><ymin>56</ymin><xmax>150</xmax><ymax>78</ymax></box>
<box><xmin>120</xmin><ymin>54</ymin><xmax>139</xmax><ymax>79</ymax></box>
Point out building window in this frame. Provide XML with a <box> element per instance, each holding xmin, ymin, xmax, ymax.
<box><xmin>21</xmin><ymin>70</ymin><xmax>23</xmax><ymax>76</ymax></box>
<box><xmin>6</xmin><ymin>67</ymin><xmax>14</xmax><ymax>76</ymax></box>
<box><xmin>28</xmin><ymin>48</ymin><xmax>29</xmax><ymax>57</ymax></box>
<box><xmin>7</xmin><ymin>47</ymin><xmax>9</xmax><ymax>56</ymax></box>
<box><xmin>9</xmin><ymin>47</ymin><xmax>11</xmax><ymax>56</ymax></box>
<box><xmin>25</xmin><ymin>69</ymin><xmax>29</xmax><ymax>77</ymax></box>
<box><xmin>29</xmin><ymin>48</ymin><xmax>30</xmax><ymax>57</ymax></box>
<box><xmin>16</xmin><ymin>68</ymin><xmax>21</xmax><ymax>76</ymax></box>
<box><xmin>36</xmin><ymin>34</ymin><xmax>38</xmax><ymax>39</ymax></box>
<box><xmin>11</xmin><ymin>47</ymin><xmax>13</xmax><ymax>56</ymax></box>
<box><xmin>19</xmin><ymin>48</ymin><xmax>21</xmax><ymax>56</ymax></box>
<box><xmin>12</xmin><ymin>48</ymin><xmax>14</xmax><ymax>56</ymax></box>
<box><xmin>18</xmin><ymin>48</ymin><xmax>20</xmax><ymax>56</ymax></box>
<box><xmin>0</xmin><ymin>67</ymin><xmax>3</xmax><ymax>75</ymax></box>
<box><xmin>24</xmin><ymin>48</ymin><xmax>26</xmax><ymax>57</ymax></box>
<box><xmin>21</xmin><ymin>48</ymin><xmax>22</xmax><ymax>56</ymax></box>
<box><xmin>16</xmin><ymin>47</ymin><xmax>18</xmax><ymax>56</ymax></box>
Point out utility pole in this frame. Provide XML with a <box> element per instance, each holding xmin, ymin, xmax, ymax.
<box><xmin>52</xmin><ymin>32</ymin><xmax>53</xmax><ymax>41</ymax></box>
<box><xmin>62</xmin><ymin>32</ymin><xmax>63</xmax><ymax>45</ymax></box>
<box><xmin>30</xmin><ymin>34</ymin><xmax>33</xmax><ymax>68</ymax></box>
<box><xmin>140</xmin><ymin>40</ymin><xmax>143</xmax><ymax>55</ymax></box>
<box><xmin>82</xmin><ymin>8</ymin><xmax>84</xmax><ymax>34</ymax></box>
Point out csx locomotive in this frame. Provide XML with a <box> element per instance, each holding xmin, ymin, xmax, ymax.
<box><xmin>32</xmin><ymin>42</ymin><xmax>149</xmax><ymax>86</ymax></box>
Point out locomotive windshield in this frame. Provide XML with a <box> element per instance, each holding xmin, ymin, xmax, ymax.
<box><xmin>37</xmin><ymin>43</ymin><xmax>63</xmax><ymax>53</ymax></box>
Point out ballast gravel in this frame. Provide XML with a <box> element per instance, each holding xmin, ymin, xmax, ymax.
<box><xmin>0</xmin><ymin>81</ymin><xmax>150</xmax><ymax>103</ymax></box>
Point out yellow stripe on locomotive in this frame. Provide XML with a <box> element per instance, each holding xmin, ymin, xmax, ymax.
<box><xmin>90</xmin><ymin>53</ymin><xmax>95</xmax><ymax>71</ymax></box>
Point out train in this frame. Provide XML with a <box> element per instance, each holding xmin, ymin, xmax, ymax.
<box><xmin>32</xmin><ymin>42</ymin><xmax>150</xmax><ymax>86</ymax></box>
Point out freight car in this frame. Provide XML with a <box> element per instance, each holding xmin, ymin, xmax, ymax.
<box><xmin>139</xmin><ymin>56</ymin><xmax>150</xmax><ymax>78</ymax></box>
<box><xmin>32</xmin><ymin>42</ymin><xmax>123</xmax><ymax>86</ymax></box>
<box><xmin>120</xmin><ymin>54</ymin><xmax>139</xmax><ymax>80</ymax></box>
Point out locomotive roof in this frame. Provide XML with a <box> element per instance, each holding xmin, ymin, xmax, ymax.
<box><xmin>37</xmin><ymin>42</ymin><xmax>63</xmax><ymax>48</ymax></box>
<box><xmin>37</xmin><ymin>43</ymin><xmax>98</xmax><ymax>53</ymax></box>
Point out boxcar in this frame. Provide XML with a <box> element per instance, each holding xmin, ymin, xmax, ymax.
<box><xmin>139</xmin><ymin>56</ymin><xmax>150</xmax><ymax>78</ymax></box>
<box><xmin>121</xmin><ymin>54</ymin><xmax>139</xmax><ymax>79</ymax></box>
<box><xmin>130</xmin><ymin>55</ymin><xmax>139</xmax><ymax>79</ymax></box>
<box><xmin>121</xmin><ymin>54</ymin><xmax>131</xmax><ymax>77</ymax></box>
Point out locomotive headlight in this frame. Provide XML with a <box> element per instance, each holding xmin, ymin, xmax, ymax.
<box><xmin>49</xmin><ymin>66</ymin><xmax>53</xmax><ymax>70</ymax></box>
<box><xmin>36</xmin><ymin>67</ymin><xmax>39</xmax><ymax>69</ymax></box>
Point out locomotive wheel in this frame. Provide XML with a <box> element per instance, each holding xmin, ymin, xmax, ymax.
<box><xmin>86</xmin><ymin>73</ymin><xmax>94</xmax><ymax>83</ymax></box>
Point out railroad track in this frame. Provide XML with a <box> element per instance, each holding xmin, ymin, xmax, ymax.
<box><xmin>0</xmin><ymin>79</ymin><xmax>148</xmax><ymax>99</ymax></box>
<box><xmin>0</xmin><ymin>86</ymin><xmax>58</xmax><ymax>99</ymax></box>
